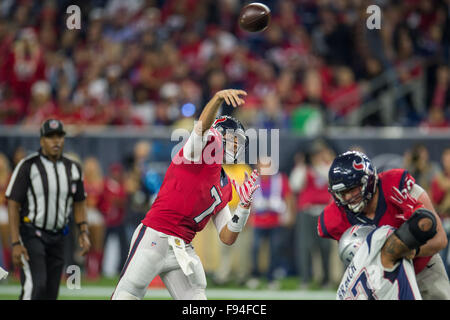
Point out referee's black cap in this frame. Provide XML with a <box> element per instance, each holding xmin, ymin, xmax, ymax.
<box><xmin>40</xmin><ymin>119</ymin><xmax>66</xmax><ymax>137</ymax></box>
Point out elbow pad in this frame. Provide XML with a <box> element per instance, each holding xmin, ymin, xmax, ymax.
<box><xmin>394</xmin><ymin>208</ymin><xmax>437</xmax><ymax>250</ymax></box>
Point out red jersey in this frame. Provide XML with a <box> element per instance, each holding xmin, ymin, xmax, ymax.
<box><xmin>84</xmin><ymin>180</ymin><xmax>104</xmax><ymax>210</ymax></box>
<box><xmin>99</xmin><ymin>177</ymin><xmax>127</xmax><ymax>227</ymax></box>
<box><xmin>317</xmin><ymin>168</ymin><xmax>431</xmax><ymax>274</ymax></box>
<box><xmin>142</xmin><ymin>129</ymin><xmax>233</xmax><ymax>243</ymax></box>
<box><xmin>297</xmin><ymin>167</ymin><xmax>332</xmax><ymax>211</ymax></box>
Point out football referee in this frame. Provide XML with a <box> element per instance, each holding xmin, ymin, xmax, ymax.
<box><xmin>6</xmin><ymin>119</ymin><xmax>91</xmax><ymax>300</ymax></box>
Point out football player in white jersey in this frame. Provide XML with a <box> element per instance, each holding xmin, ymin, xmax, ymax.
<box><xmin>337</xmin><ymin>208</ymin><xmax>438</xmax><ymax>300</ymax></box>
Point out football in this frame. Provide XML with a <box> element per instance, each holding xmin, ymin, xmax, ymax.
<box><xmin>238</xmin><ymin>2</ymin><xmax>271</xmax><ymax>32</ymax></box>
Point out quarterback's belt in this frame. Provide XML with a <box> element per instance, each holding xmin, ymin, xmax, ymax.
<box><xmin>167</xmin><ymin>236</ymin><xmax>198</xmax><ymax>276</ymax></box>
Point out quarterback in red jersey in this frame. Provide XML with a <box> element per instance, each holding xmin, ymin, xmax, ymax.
<box><xmin>317</xmin><ymin>151</ymin><xmax>450</xmax><ymax>299</ymax></box>
<box><xmin>112</xmin><ymin>89</ymin><xmax>260</xmax><ymax>300</ymax></box>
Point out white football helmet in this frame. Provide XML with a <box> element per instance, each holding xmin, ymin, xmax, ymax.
<box><xmin>338</xmin><ymin>224</ymin><xmax>376</xmax><ymax>267</ymax></box>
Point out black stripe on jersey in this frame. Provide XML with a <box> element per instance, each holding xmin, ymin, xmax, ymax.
<box><xmin>8</xmin><ymin>151</ymin><xmax>84</xmax><ymax>232</ymax></box>
<box><xmin>35</xmin><ymin>158</ymin><xmax>49</xmax><ymax>230</ymax></box>
<box><xmin>30</xmin><ymin>180</ymin><xmax>38</xmax><ymax>225</ymax></box>
<box><xmin>5</xmin><ymin>154</ymin><xmax>35</xmax><ymax>203</ymax></box>
<box><xmin>62</xmin><ymin>158</ymin><xmax>73</xmax><ymax>226</ymax></box>
<box><xmin>52</xmin><ymin>162</ymin><xmax>61</xmax><ymax>230</ymax></box>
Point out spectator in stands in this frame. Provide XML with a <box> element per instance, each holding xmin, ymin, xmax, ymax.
<box><xmin>393</xmin><ymin>25</ymin><xmax>424</xmax><ymax>124</ymax></box>
<box><xmin>0</xmin><ymin>1</ymin><xmax>447</xmax><ymax>128</ymax></box>
<box><xmin>83</xmin><ymin>157</ymin><xmax>105</xmax><ymax>281</ymax></box>
<box><xmin>131</xmin><ymin>86</ymin><xmax>156</xmax><ymax>126</ymax></box>
<box><xmin>248</xmin><ymin>61</ymin><xmax>277</xmax><ymax>103</ymax></box>
<box><xmin>276</xmin><ymin>70</ymin><xmax>303</xmax><ymax>114</ymax></box>
<box><xmin>311</xmin><ymin>5</ymin><xmax>354</xmax><ymax>67</ymax></box>
<box><xmin>360</xmin><ymin>57</ymin><xmax>385</xmax><ymax>126</ymax></box>
<box><xmin>0</xmin><ymin>84</ymin><xmax>26</xmax><ymax>125</ymax></box>
<box><xmin>247</xmin><ymin>157</ymin><xmax>295</xmax><ymax>290</ymax></box>
<box><xmin>429</xmin><ymin>65</ymin><xmax>449</xmax><ymax>110</ymax></box>
<box><xmin>23</xmin><ymin>80</ymin><xmax>57</xmax><ymax>126</ymax></box>
<box><xmin>325</xmin><ymin>66</ymin><xmax>361</xmax><ymax>121</ymax></box>
<box><xmin>201</xmin><ymin>69</ymin><xmax>229</xmax><ymax>116</ymax></box>
<box><xmin>99</xmin><ymin>162</ymin><xmax>128</xmax><ymax>276</ymax></box>
<box><xmin>56</xmin><ymin>84</ymin><xmax>81</xmax><ymax>126</ymax></box>
<box><xmin>124</xmin><ymin>141</ymin><xmax>161</xmax><ymax>242</ymax></box>
<box><xmin>289</xmin><ymin>140</ymin><xmax>334</xmax><ymax>289</ymax></box>
<box><xmin>10</xmin><ymin>146</ymin><xmax>26</xmax><ymax>168</ymax></box>
<box><xmin>46</xmin><ymin>52</ymin><xmax>77</xmax><ymax>102</ymax></box>
<box><xmin>404</xmin><ymin>143</ymin><xmax>440</xmax><ymax>193</ymax></box>
<box><xmin>0</xmin><ymin>28</ymin><xmax>46</xmax><ymax>111</ymax></box>
<box><xmin>420</xmin><ymin>106</ymin><xmax>450</xmax><ymax>129</ymax></box>
<box><xmin>0</xmin><ymin>18</ymin><xmax>13</xmax><ymax>69</ymax></box>
<box><xmin>430</xmin><ymin>147</ymin><xmax>450</xmax><ymax>278</ymax></box>
<box><xmin>255</xmin><ymin>92</ymin><xmax>289</xmax><ymax>130</ymax></box>
<box><xmin>290</xmin><ymin>68</ymin><xmax>326</xmax><ymax>135</ymax></box>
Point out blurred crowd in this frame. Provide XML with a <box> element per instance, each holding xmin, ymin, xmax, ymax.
<box><xmin>1</xmin><ymin>139</ymin><xmax>449</xmax><ymax>288</ymax></box>
<box><xmin>0</xmin><ymin>0</ymin><xmax>448</xmax><ymax>132</ymax></box>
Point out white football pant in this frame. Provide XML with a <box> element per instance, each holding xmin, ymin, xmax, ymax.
<box><xmin>111</xmin><ymin>223</ymin><xmax>207</xmax><ymax>300</ymax></box>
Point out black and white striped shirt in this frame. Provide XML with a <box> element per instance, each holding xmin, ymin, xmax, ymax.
<box><xmin>5</xmin><ymin>150</ymin><xmax>86</xmax><ymax>232</ymax></box>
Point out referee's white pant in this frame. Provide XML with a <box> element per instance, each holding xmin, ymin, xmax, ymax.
<box><xmin>111</xmin><ymin>223</ymin><xmax>207</xmax><ymax>300</ymax></box>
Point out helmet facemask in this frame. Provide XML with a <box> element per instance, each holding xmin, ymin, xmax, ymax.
<box><xmin>212</xmin><ymin>116</ymin><xmax>248</xmax><ymax>164</ymax></box>
<box><xmin>223</xmin><ymin>129</ymin><xmax>247</xmax><ymax>164</ymax></box>
<box><xmin>330</xmin><ymin>168</ymin><xmax>378</xmax><ymax>214</ymax></box>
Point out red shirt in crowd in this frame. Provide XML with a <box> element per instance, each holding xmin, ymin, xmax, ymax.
<box><xmin>296</xmin><ymin>167</ymin><xmax>332</xmax><ymax>211</ymax></box>
<box><xmin>99</xmin><ymin>172</ymin><xmax>127</xmax><ymax>227</ymax></box>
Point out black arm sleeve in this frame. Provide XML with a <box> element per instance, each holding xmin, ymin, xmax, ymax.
<box><xmin>73</xmin><ymin>162</ymin><xmax>86</xmax><ymax>202</ymax></box>
<box><xmin>5</xmin><ymin>160</ymin><xmax>30</xmax><ymax>204</ymax></box>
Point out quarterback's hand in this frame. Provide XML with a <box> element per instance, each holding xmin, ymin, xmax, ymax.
<box><xmin>389</xmin><ymin>186</ymin><xmax>423</xmax><ymax>216</ymax></box>
<box><xmin>231</xmin><ymin>169</ymin><xmax>260</xmax><ymax>208</ymax></box>
<box><xmin>215</xmin><ymin>89</ymin><xmax>247</xmax><ymax>108</ymax></box>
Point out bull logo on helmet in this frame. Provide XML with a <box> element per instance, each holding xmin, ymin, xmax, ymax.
<box><xmin>352</xmin><ymin>157</ymin><xmax>365</xmax><ymax>171</ymax></box>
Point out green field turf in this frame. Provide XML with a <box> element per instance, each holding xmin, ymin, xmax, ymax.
<box><xmin>0</xmin><ymin>276</ymin><xmax>337</xmax><ymax>300</ymax></box>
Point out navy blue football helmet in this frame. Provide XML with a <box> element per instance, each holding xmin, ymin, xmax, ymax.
<box><xmin>212</xmin><ymin>115</ymin><xmax>248</xmax><ymax>163</ymax></box>
<box><xmin>328</xmin><ymin>151</ymin><xmax>378</xmax><ymax>213</ymax></box>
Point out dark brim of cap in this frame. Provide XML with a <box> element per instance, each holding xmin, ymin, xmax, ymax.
<box><xmin>41</xmin><ymin>129</ymin><xmax>66</xmax><ymax>137</ymax></box>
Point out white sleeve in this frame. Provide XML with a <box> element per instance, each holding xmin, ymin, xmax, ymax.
<box><xmin>409</xmin><ymin>183</ymin><xmax>425</xmax><ymax>200</ymax></box>
<box><xmin>211</xmin><ymin>204</ymin><xmax>233</xmax><ymax>234</ymax></box>
<box><xmin>182</xmin><ymin>129</ymin><xmax>209</xmax><ymax>162</ymax></box>
<box><xmin>289</xmin><ymin>165</ymin><xmax>307</xmax><ymax>192</ymax></box>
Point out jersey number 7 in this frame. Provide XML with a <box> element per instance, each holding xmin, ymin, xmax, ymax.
<box><xmin>193</xmin><ymin>186</ymin><xmax>222</xmax><ymax>224</ymax></box>
<box><xmin>351</xmin><ymin>271</ymin><xmax>375</xmax><ymax>300</ymax></box>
